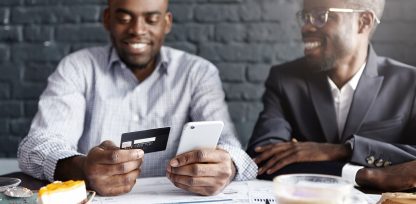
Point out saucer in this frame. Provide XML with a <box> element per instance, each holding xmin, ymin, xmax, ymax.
<box><xmin>0</xmin><ymin>177</ymin><xmax>21</xmax><ymax>192</ymax></box>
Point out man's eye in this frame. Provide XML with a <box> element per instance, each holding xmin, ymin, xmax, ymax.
<box><xmin>116</xmin><ymin>15</ymin><xmax>132</xmax><ymax>24</ymax></box>
<box><xmin>147</xmin><ymin>15</ymin><xmax>160</xmax><ymax>24</ymax></box>
<box><xmin>317</xmin><ymin>13</ymin><xmax>326</xmax><ymax>21</ymax></box>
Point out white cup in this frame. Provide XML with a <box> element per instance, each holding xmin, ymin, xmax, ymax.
<box><xmin>273</xmin><ymin>174</ymin><xmax>367</xmax><ymax>204</ymax></box>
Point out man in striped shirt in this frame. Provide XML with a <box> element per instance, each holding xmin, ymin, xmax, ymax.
<box><xmin>18</xmin><ymin>0</ymin><xmax>257</xmax><ymax>196</ymax></box>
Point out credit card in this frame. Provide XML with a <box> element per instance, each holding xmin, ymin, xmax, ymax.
<box><xmin>120</xmin><ymin>127</ymin><xmax>170</xmax><ymax>153</ymax></box>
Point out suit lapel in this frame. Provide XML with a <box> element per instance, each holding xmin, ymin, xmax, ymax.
<box><xmin>341</xmin><ymin>47</ymin><xmax>384</xmax><ymax>141</ymax></box>
<box><xmin>307</xmin><ymin>73</ymin><xmax>339</xmax><ymax>143</ymax></box>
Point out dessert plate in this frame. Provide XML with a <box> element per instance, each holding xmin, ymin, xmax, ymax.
<box><xmin>0</xmin><ymin>177</ymin><xmax>21</xmax><ymax>192</ymax></box>
<box><xmin>84</xmin><ymin>191</ymin><xmax>96</xmax><ymax>204</ymax></box>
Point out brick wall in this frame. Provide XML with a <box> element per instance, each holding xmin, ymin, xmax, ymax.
<box><xmin>0</xmin><ymin>0</ymin><xmax>415</xmax><ymax>157</ymax></box>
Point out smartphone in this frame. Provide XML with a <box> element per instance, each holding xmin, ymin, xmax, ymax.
<box><xmin>176</xmin><ymin>121</ymin><xmax>224</xmax><ymax>155</ymax></box>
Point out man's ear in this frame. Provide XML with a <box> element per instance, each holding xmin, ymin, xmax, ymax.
<box><xmin>358</xmin><ymin>12</ymin><xmax>375</xmax><ymax>34</ymax></box>
<box><xmin>164</xmin><ymin>12</ymin><xmax>173</xmax><ymax>34</ymax></box>
<box><xmin>103</xmin><ymin>8</ymin><xmax>111</xmax><ymax>31</ymax></box>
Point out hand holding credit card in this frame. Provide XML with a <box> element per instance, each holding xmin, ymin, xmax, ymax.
<box><xmin>120</xmin><ymin>127</ymin><xmax>170</xmax><ymax>153</ymax></box>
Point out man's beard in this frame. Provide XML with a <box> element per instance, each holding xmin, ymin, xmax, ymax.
<box><xmin>306</xmin><ymin>54</ymin><xmax>337</xmax><ymax>73</ymax></box>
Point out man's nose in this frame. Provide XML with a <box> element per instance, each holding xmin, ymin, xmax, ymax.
<box><xmin>301</xmin><ymin>18</ymin><xmax>318</xmax><ymax>34</ymax></box>
<box><xmin>129</xmin><ymin>18</ymin><xmax>147</xmax><ymax>35</ymax></box>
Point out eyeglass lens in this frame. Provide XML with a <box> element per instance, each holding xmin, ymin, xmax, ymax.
<box><xmin>297</xmin><ymin>10</ymin><xmax>329</xmax><ymax>28</ymax></box>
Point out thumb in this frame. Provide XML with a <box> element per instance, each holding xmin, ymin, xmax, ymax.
<box><xmin>99</xmin><ymin>140</ymin><xmax>119</xmax><ymax>150</ymax></box>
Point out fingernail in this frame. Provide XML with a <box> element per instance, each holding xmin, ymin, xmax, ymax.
<box><xmin>255</xmin><ymin>147</ymin><xmax>262</xmax><ymax>152</ymax></box>
<box><xmin>258</xmin><ymin>168</ymin><xmax>263</xmax><ymax>174</ymax></box>
<box><xmin>170</xmin><ymin>160</ymin><xmax>179</xmax><ymax>167</ymax></box>
<box><xmin>267</xmin><ymin>170</ymin><xmax>272</xmax><ymax>175</ymax></box>
<box><xmin>137</xmin><ymin>149</ymin><xmax>144</xmax><ymax>158</ymax></box>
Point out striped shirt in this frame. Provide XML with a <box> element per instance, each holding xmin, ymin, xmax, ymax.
<box><xmin>17</xmin><ymin>45</ymin><xmax>257</xmax><ymax>182</ymax></box>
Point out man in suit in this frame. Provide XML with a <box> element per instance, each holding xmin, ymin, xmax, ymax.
<box><xmin>247</xmin><ymin>0</ymin><xmax>416</xmax><ymax>191</ymax></box>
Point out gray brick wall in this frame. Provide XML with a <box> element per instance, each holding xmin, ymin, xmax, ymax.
<box><xmin>0</xmin><ymin>0</ymin><xmax>415</xmax><ymax>157</ymax></box>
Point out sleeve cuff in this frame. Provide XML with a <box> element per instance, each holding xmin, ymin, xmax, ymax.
<box><xmin>217</xmin><ymin>144</ymin><xmax>258</xmax><ymax>181</ymax></box>
<box><xmin>44</xmin><ymin>150</ymin><xmax>84</xmax><ymax>182</ymax></box>
<box><xmin>341</xmin><ymin>163</ymin><xmax>364</xmax><ymax>187</ymax></box>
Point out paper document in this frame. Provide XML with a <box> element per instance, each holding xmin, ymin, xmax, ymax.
<box><xmin>91</xmin><ymin>177</ymin><xmax>263</xmax><ymax>204</ymax></box>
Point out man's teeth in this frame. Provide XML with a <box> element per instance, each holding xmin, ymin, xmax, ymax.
<box><xmin>304</xmin><ymin>42</ymin><xmax>321</xmax><ymax>50</ymax></box>
<box><xmin>130</xmin><ymin>43</ymin><xmax>147</xmax><ymax>49</ymax></box>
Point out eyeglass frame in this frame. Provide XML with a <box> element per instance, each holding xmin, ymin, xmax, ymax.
<box><xmin>296</xmin><ymin>7</ymin><xmax>381</xmax><ymax>28</ymax></box>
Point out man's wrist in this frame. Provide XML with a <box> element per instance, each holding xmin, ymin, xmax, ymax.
<box><xmin>332</xmin><ymin>143</ymin><xmax>352</xmax><ymax>161</ymax></box>
<box><xmin>336</xmin><ymin>138</ymin><xmax>354</xmax><ymax>161</ymax></box>
<box><xmin>54</xmin><ymin>155</ymin><xmax>86</xmax><ymax>181</ymax></box>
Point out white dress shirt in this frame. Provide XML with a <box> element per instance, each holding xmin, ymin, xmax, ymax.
<box><xmin>327</xmin><ymin>63</ymin><xmax>366</xmax><ymax>186</ymax></box>
<box><xmin>17</xmin><ymin>45</ymin><xmax>258</xmax><ymax>182</ymax></box>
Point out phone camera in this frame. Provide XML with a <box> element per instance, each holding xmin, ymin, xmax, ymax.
<box><xmin>190</xmin><ymin>126</ymin><xmax>195</xmax><ymax>129</ymax></box>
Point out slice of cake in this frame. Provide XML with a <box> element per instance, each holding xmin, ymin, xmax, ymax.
<box><xmin>38</xmin><ymin>180</ymin><xmax>87</xmax><ymax>204</ymax></box>
<box><xmin>377</xmin><ymin>193</ymin><xmax>416</xmax><ymax>204</ymax></box>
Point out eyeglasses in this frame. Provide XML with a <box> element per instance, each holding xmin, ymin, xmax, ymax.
<box><xmin>296</xmin><ymin>8</ymin><xmax>381</xmax><ymax>28</ymax></box>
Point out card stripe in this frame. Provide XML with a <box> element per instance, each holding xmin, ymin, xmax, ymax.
<box><xmin>134</xmin><ymin>137</ymin><xmax>156</xmax><ymax>144</ymax></box>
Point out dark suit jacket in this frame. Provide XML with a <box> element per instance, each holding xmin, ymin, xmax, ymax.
<box><xmin>248</xmin><ymin>46</ymin><xmax>416</xmax><ymax>168</ymax></box>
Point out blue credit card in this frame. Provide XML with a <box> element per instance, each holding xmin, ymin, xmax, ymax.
<box><xmin>120</xmin><ymin>127</ymin><xmax>170</xmax><ymax>153</ymax></box>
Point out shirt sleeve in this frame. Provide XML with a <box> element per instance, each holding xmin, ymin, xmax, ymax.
<box><xmin>247</xmin><ymin>66</ymin><xmax>292</xmax><ymax>157</ymax></box>
<box><xmin>188</xmin><ymin>59</ymin><xmax>258</xmax><ymax>181</ymax></box>
<box><xmin>17</xmin><ymin>55</ymin><xmax>87</xmax><ymax>182</ymax></box>
<box><xmin>341</xmin><ymin>163</ymin><xmax>363</xmax><ymax>186</ymax></box>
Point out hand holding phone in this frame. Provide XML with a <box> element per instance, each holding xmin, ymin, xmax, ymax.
<box><xmin>176</xmin><ymin>121</ymin><xmax>224</xmax><ymax>155</ymax></box>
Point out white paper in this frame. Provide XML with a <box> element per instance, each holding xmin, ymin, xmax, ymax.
<box><xmin>364</xmin><ymin>194</ymin><xmax>382</xmax><ymax>204</ymax></box>
<box><xmin>92</xmin><ymin>177</ymin><xmax>254</xmax><ymax>204</ymax></box>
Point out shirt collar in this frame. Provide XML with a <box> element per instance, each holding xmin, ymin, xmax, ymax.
<box><xmin>106</xmin><ymin>45</ymin><xmax>169</xmax><ymax>75</ymax></box>
<box><xmin>327</xmin><ymin>62</ymin><xmax>366</xmax><ymax>91</ymax></box>
<box><xmin>348</xmin><ymin>62</ymin><xmax>366</xmax><ymax>90</ymax></box>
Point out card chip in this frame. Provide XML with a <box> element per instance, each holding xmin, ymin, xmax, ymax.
<box><xmin>121</xmin><ymin>141</ymin><xmax>132</xmax><ymax>149</ymax></box>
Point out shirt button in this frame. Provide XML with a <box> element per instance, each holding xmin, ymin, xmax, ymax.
<box><xmin>375</xmin><ymin>159</ymin><xmax>384</xmax><ymax>167</ymax></box>
<box><xmin>366</xmin><ymin>156</ymin><xmax>375</xmax><ymax>165</ymax></box>
<box><xmin>132</xmin><ymin>115</ymin><xmax>139</xmax><ymax>122</ymax></box>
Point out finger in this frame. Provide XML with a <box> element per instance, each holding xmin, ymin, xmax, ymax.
<box><xmin>105</xmin><ymin>169</ymin><xmax>140</xmax><ymax>188</ymax></box>
<box><xmin>167</xmin><ymin>163</ymin><xmax>229</xmax><ymax>177</ymax></box>
<box><xmin>255</xmin><ymin>144</ymin><xmax>276</xmax><ymax>152</ymax></box>
<box><xmin>170</xmin><ymin>149</ymin><xmax>228</xmax><ymax>167</ymax></box>
<box><xmin>96</xmin><ymin>179</ymin><xmax>137</xmax><ymax>196</ymax></box>
<box><xmin>170</xmin><ymin>180</ymin><xmax>219</xmax><ymax>196</ymax></box>
<box><xmin>99</xmin><ymin>140</ymin><xmax>119</xmax><ymax>150</ymax></box>
<box><xmin>167</xmin><ymin>173</ymin><xmax>214</xmax><ymax>187</ymax></box>
<box><xmin>254</xmin><ymin>143</ymin><xmax>294</xmax><ymax>164</ymax></box>
<box><xmin>86</xmin><ymin>159</ymin><xmax>142</xmax><ymax>177</ymax></box>
<box><xmin>90</xmin><ymin>170</ymin><xmax>139</xmax><ymax>196</ymax></box>
<box><xmin>96</xmin><ymin>159</ymin><xmax>143</xmax><ymax>175</ymax></box>
<box><xmin>267</xmin><ymin>155</ymin><xmax>298</xmax><ymax>175</ymax></box>
<box><xmin>89</xmin><ymin>148</ymin><xmax>144</xmax><ymax>165</ymax></box>
<box><xmin>258</xmin><ymin>149</ymin><xmax>296</xmax><ymax>175</ymax></box>
<box><xmin>255</xmin><ymin>142</ymin><xmax>291</xmax><ymax>152</ymax></box>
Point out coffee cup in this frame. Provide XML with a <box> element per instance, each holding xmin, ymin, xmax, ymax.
<box><xmin>273</xmin><ymin>174</ymin><xmax>367</xmax><ymax>204</ymax></box>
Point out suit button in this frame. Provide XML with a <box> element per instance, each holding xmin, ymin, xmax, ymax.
<box><xmin>375</xmin><ymin>159</ymin><xmax>384</xmax><ymax>167</ymax></box>
<box><xmin>366</xmin><ymin>156</ymin><xmax>375</xmax><ymax>165</ymax></box>
<box><xmin>383</xmin><ymin>161</ymin><xmax>392</xmax><ymax>167</ymax></box>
